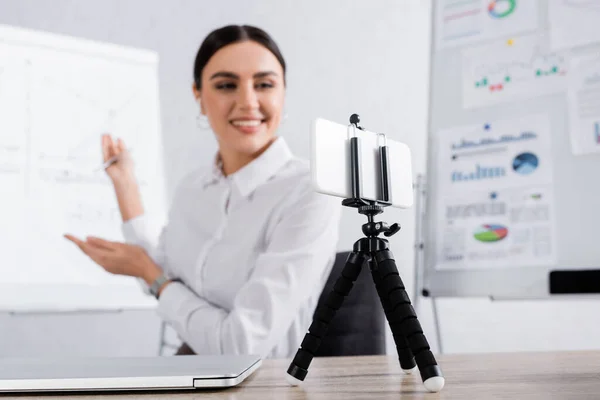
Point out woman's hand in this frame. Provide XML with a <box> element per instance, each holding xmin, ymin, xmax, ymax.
<box><xmin>64</xmin><ymin>234</ymin><xmax>162</xmax><ymax>285</ymax></box>
<box><xmin>102</xmin><ymin>134</ymin><xmax>134</xmax><ymax>183</ymax></box>
<box><xmin>100</xmin><ymin>134</ymin><xmax>144</xmax><ymax>222</ymax></box>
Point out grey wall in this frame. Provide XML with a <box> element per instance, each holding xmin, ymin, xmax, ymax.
<box><xmin>0</xmin><ymin>0</ymin><xmax>432</xmax><ymax>356</ymax></box>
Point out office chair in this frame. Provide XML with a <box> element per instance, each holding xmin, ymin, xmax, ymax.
<box><xmin>313</xmin><ymin>251</ymin><xmax>386</xmax><ymax>356</ymax></box>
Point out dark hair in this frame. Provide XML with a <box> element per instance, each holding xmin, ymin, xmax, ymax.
<box><xmin>193</xmin><ymin>25</ymin><xmax>286</xmax><ymax>89</ymax></box>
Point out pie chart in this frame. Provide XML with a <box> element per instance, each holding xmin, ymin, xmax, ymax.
<box><xmin>488</xmin><ymin>0</ymin><xmax>516</xmax><ymax>18</ymax></box>
<box><xmin>513</xmin><ymin>152</ymin><xmax>539</xmax><ymax>175</ymax></box>
<box><xmin>474</xmin><ymin>224</ymin><xmax>508</xmax><ymax>242</ymax></box>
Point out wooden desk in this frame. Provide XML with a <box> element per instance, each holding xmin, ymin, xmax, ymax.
<box><xmin>3</xmin><ymin>351</ymin><xmax>600</xmax><ymax>399</ymax></box>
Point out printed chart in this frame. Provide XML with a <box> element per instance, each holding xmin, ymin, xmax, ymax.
<box><xmin>462</xmin><ymin>35</ymin><xmax>568</xmax><ymax>108</ymax></box>
<box><xmin>435</xmin><ymin>0</ymin><xmax>539</xmax><ymax>49</ymax></box>
<box><xmin>434</xmin><ymin>114</ymin><xmax>557</xmax><ymax>270</ymax></box>
<box><xmin>567</xmin><ymin>52</ymin><xmax>600</xmax><ymax>155</ymax></box>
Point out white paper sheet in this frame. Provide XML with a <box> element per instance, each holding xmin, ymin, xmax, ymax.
<box><xmin>0</xmin><ymin>25</ymin><xmax>166</xmax><ymax>309</ymax></box>
<box><xmin>434</xmin><ymin>114</ymin><xmax>557</xmax><ymax>269</ymax></box>
<box><xmin>549</xmin><ymin>0</ymin><xmax>600</xmax><ymax>51</ymax></box>
<box><xmin>462</xmin><ymin>35</ymin><xmax>568</xmax><ymax>108</ymax></box>
<box><xmin>567</xmin><ymin>52</ymin><xmax>600</xmax><ymax>155</ymax></box>
<box><xmin>435</xmin><ymin>0</ymin><xmax>539</xmax><ymax>49</ymax></box>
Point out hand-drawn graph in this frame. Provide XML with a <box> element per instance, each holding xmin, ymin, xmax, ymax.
<box><xmin>30</xmin><ymin>59</ymin><xmax>151</xmax><ymax>184</ymax></box>
<box><xmin>0</xmin><ymin>25</ymin><xmax>166</xmax><ymax>300</ymax></box>
<box><xmin>462</xmin><ymin>35</ymin><xmax>568</xmax><ymax>108</ymax></box>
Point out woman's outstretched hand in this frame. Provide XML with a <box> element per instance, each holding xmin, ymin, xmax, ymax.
<box><xmin>64</xmin><ymin>234</ymin><xmax>162</xmax><ymax>285</ymax></box>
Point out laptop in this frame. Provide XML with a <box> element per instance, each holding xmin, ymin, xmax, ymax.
<box><xmin>0</xmin><ymin>355</ymin><xmax>261</xmax><ymax>393</ymax></box>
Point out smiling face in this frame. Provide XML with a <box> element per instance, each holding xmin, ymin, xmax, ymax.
<box><xmin>193</xmin><ymin>40</ymin><xmax>286</xmax><ymax>173</ymax></box>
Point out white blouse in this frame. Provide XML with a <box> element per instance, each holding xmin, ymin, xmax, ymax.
<box><xmin>122</xmin><ymin>137</ymin><xmax>341</xmax><ymax>358</ymax></box>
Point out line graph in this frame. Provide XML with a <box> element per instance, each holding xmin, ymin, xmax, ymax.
<box><xmin>33</xmin><ymin>70</ymin><xmax>144</xmax><ymax>160</ymax></box>
<box><xmin>0</xmin><ymin>53</ymin><xmax>151</xmax><ymax>190</ymax></box>
<box><xmin>471</xmin><ymin>44</ymin><xmax>567</xmax><ymax>92</ymax></box>
<box><xmin>463</xmin><ymin>35</ymin><xmax>568</xmax><ymax>108</ymax></box>
<box><xmin>38</xmin><ymin>72</ymin><xmax>142</xmax><ymax>156</ymax></box>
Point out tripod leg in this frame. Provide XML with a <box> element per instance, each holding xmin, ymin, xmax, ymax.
<box><xmin>286</xmin><ymin>252</ymin><xmax>367</xmax><ymax>385</ymax></box>
<box><xmin>370</xmin><ymin>262</ymin><xmax>416</xmax><ymax>373</ymax></box>
<box><xmin>373</xmin><ymin>249</ymin><xmax>445</xmax><ymax>393</ymax></box>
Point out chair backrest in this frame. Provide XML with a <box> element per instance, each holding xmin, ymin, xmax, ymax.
<box><xmin>314</xmin><ymin>251</ymin><xmax>386</xmax><ymax>356</ymax></box>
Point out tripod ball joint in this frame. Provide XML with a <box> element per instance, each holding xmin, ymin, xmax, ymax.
<box><xmin>349</xmin><ymin>113</ymin><xmax>365</xmax><ymax>130</ymax></box>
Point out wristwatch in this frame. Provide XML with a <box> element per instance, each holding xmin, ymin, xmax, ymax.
<box><xmin>149</xmin><ymin>274</ymin><xmax>170</xmax><ymax>299</ymax></box>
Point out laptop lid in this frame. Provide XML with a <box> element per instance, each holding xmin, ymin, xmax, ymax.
<box><xmin>0</xmin><ymin>355</ymin><xmax>261</xmax><ymax>393</ymax></box>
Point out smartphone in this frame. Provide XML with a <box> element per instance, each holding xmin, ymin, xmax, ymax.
<box><xmin>310</xmin><ymin>117</ymin><xmax>414</xmax><ymax>209</ymax></box>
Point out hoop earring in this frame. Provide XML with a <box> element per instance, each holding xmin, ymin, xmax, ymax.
<box><xmin>196</xmin><ymin>114</ymin><xmax>210</xmax><ymax>130</ymax></box>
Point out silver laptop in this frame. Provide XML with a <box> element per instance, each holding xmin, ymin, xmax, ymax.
<box><xmin>0</xmin><ymin>355</ymin><xmax>261</xmax><ymax>393</ymax></box>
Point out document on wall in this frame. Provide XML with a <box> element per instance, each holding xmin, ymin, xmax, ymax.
<box><xmin>567</xmin><ymin>52</ymin><xmax>600</xmax><ymax>155</ymax></box>
<box><xmin>462</xmin><ymin>34</ymin><xmax>568</xmax><ymax>108</ymax></box>
<box><xmin>0</xmin><ymin>24</ymin><xmax>166</xmax><ymax>309</ymax></box>
<box><xmin>435</xmin><ymin>0</ymin><xmax>539</xmax><ymax>49</ymax></box>
<box><xmin>434</xmin><ymin>114</ymin><xmax>557</xmax><ymax>270</ymax></box>
<box><xmin>548</xmin><ymin>0</ymin><xmax>600</xmax><ymax>51</ymax></box>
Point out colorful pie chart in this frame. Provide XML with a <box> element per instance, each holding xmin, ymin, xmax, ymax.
<box><xmin>474</xmin><ymin>224</ymin><xmax>508</xmax><ymax>242</ymax></box>
<box><xmin>488</xmin><ymin>0</ymin><xmax>516</xmax><ymax>18</ymax></box>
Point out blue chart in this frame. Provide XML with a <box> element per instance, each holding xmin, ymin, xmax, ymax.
<box><xmin>512</xmin><ymin>152</ymin><xmax>539</xmax><ymax>175</ymax></box>
<box><xmin>435</xmin><ymin>115</ymin><xmax>558</xmax><ymax>270</ymax></box>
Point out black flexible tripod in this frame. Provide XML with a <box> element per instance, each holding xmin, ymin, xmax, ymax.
<box><xmin>286</xmin><ymin>115</ymin><xmax>444</xmax><ymax>393</ymax></box>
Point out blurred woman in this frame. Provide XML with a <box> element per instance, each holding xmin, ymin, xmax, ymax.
<box><xmin>65</xmin><ymin>25</ymin><xmax>341</xmax><ymax>358</ymax></box>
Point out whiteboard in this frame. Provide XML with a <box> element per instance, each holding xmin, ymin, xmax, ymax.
<box><xmin>0</xmin><ymin>25</ymin><xmax>166</xmax><ymax>310</ymax></box>
<box><xmin>422</xmin><ymin>1</ymin><xmax>600</xmax><ymax>299</ymax></box>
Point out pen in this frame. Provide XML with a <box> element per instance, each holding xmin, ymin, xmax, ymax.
<box><xmin>95</xmin><ymin>149</ymin><xmax>133</xmax><ymax>171</ymax></box>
